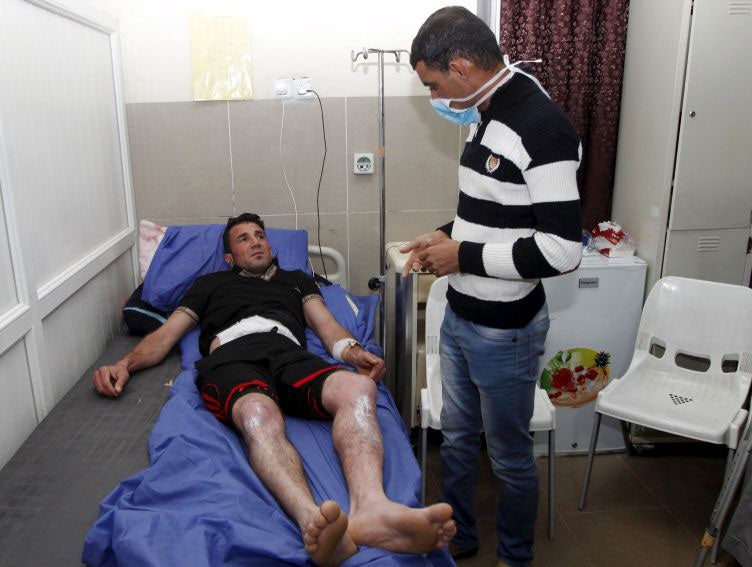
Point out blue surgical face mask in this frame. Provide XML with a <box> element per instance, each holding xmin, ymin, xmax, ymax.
<box><xmin>430</xmin><ymin>56</ymin><xmax>542</xmax><ymax>125</ymax></box>
<box><xmin>430</xmin><ymin>97</ymin><xmax>482</xmax><ymax>125</ymax></box>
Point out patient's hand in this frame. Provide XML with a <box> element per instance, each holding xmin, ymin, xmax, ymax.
<box><xmin>93</xmin><ymin>362</ymin><xmax>130</xmax><ymax>397</ymax></box>
<box><xmin>345</xmin><ymin>347</ymin><xmax>385</xmax><ymax>383</ymax></box>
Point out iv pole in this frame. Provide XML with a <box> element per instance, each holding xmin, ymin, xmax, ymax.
<box><xmin>350</xmin><ymin>47</ymin><xmax>410</xmax><ymax>347</ymax></box>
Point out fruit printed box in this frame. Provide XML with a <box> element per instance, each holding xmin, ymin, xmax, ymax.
<box><xmin>540</xmin><ymin>348</ymin><xmax>611</xmax><ymax>408</ymax></box>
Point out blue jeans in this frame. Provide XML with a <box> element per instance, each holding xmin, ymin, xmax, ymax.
<box><xmin>439</xmin><ymin>304</ymin><xmax>549</xmax><ymax>566</ymax></box>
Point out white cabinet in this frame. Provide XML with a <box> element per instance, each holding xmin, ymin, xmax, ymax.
<box><xmin>611</xmin><ymin>0</ymin><xmax>752</xmax><ymax>290</ymax></box>
<box><xmin>534</xmin><ymin>256</ymin><xmax>647</xmax><ymax>455</ymax></box>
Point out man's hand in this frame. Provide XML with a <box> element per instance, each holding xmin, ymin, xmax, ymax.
<box><xmin>416</xmin><ymin>239</ymin><xmax>461</xmax><ymax>277</ymax></box>
<box><xmin>345</xmin><ymin>346</ymin><xmax>385</xmax><ymax>383</ymax></box>
<box><xmin>90</xmin><ymin>311</ymin><xmax>195</xmax><ymax>399</ymax></box>
<box><xmin>93</xmin><ymin>362</ymin><xmax>130</xmax><ymax>397</ymax></box>
<box><xmin>399</xmin><ymin>231</ymin><xmax>449</xmax><ymax>278</ymax></box>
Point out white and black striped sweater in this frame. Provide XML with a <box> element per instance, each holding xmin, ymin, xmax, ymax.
<box><xmin>441</xmin><ymin>72</ymin><xmax>582</xmax><ymax>329</ymax></box>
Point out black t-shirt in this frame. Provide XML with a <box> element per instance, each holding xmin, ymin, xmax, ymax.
<box><xmin>178</xmin><ymin>266</ymin><xmax>323</xmax><ymax>356</ymax></box>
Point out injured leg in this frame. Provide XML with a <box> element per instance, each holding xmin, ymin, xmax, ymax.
<box><xmin>232</xmin><ymin>393</ymin><xmax>356</xmax><ymax>566</ymax></box>
<box><xmin>322</xmin><ymin>372</ymin><xmax>457</xmax><ymax>554</ymax></box>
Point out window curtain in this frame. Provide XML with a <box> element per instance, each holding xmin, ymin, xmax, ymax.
<box><xmin>500</xmin><ymin>1</ymin><xmax>630</xmax><ymax>230</ymax></box>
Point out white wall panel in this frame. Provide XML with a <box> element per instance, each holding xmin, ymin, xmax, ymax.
<box><xmin>0</xmin><ymin>0</ymin><xmax>128</xmax><ymax>288</ymax></box>
<box><xmin>0</xmin><ymin>339</ymin><xmax>37</xmax><ymax>469</ymax></box>
<box><xmin>41</xmin><ymin>251</ymin><xmax>132</xmax><ymax>409</ymax></box>
<box><xmin>0</xmin><ymin>0</ymin><xmax>137</xmax><ymax>464</ymax></box>
<box><xmin>0</xmin><ymin>191</ymin><xmax>18</xmax><ymax>314</ymax></box>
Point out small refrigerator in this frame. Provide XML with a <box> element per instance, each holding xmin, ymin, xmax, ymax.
<box><xmin>533</xmin><ymin>255</ymin><xmax>647</xmax><ymax>455</ymax></box>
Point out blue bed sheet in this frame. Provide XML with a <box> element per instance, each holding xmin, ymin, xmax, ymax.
<box><xmin>82</xmin><ymin>224</ymin><xmax>453</xmax><ymax>566</ymax></box>
<box><xmin>83</xmin><ymin>327</ymin><xmax>453</xmax><ymax>566</ymax></box>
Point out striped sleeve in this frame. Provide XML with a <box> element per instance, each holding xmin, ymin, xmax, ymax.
<box><xmin>437</xmin><ymin>221</ymin><xmax>454</xmax><ymax>237</ymax></box>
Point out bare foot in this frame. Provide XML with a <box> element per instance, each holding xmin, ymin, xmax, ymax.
<box><xmin>348</xmin><ymin>501</ymin><xmax>455</xmax><ymax>554</ymax></box>
<box><xmin>302</xmin><ymin>500</ymin><xmax>358</xmax><ymax>566</ymax></box>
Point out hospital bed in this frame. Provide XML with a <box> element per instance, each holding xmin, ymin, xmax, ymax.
<box><xmin>81</xmin><ymin>224</ymin><xmax>453</xmax><ymax>566</ymax></box>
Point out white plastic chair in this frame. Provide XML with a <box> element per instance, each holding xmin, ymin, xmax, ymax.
<box><xmin>578</xmin><ymin>277</ymin><xmax>752</xmax><ymax>559</ymax></box>
<box><xmin>419</xmin><ymin>276</ymin><xmax>557</xmax><ymax>540</ymax></box>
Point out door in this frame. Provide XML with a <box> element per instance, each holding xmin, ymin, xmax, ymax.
<box><xmin>668</xmin><ymin>0</ymin><xmax>752</xmax><ymax>232</ymax></box>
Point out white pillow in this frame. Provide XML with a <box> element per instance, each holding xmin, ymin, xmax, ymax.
<box><xmin>138</xmin><ymin>219</ymin><xmax>166</xmax><ymax>280</ymax></box>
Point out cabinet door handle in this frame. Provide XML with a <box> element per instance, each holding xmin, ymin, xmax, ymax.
<box><xmin>689</xmin><ymin>111</ymin><xmax>697</xmax><ymax>118</ymax></box>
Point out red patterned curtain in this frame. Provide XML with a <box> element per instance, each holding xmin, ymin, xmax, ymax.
<box><xmin>500</xmin><ymin>0</ymin><xmax>630</xmax><ymax>230</ymax></box>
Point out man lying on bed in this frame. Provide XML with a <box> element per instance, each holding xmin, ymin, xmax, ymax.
<box><xmin>92</xmin><ymin>213</ymin><xmax>456</xmax><ymax>566</ymax></box>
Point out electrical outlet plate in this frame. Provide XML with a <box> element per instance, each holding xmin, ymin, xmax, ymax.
<box><xmin>294</xmin><ymin>77</ymin><xmax>313</xmax><ymax>100</ymax></box>
<box><xmin>273</xmin><ymin>78</ymin><xmax>293</xmax><ymax>99</ymax></box>
<box><xmin>354</xmin><ymin>153</ymin><xmax>374</xmax><ymax>175</ymax></box>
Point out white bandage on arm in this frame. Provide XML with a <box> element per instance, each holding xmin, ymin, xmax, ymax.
<box><xmin>331</xmin><ymin>338</ymin><xmax>359</xmax><ymax>362</ymax></box>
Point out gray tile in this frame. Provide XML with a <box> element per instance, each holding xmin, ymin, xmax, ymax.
<box><xmin>347</xmin><ymin>212</ymin><xmax>381</xmax><ymax>297</ymax></box>
<box><xmin>557</xmin><ymin>453</ymin><xmax>663</xmax><ymax>513</ymax></box>
<box><xmin>617</xmin><ymin>451</ymin><xmax>726</xmax><ymax>508</ymax></box>
<box><xmin>561</xmin><ymin>507</ymin><xmax>701</xmax><ymax>567</ymax></box>
<box><xmin>148</xmin><ymin>216</ymin><xmax>229</xmax><ymax>227</ymax></box>
<box><xmin>386</xmin><ymin>210</ymin><xmax>456</xmax><ymax>243</ymax></box>
<box><xmin>681</xmin><ymin>517</ymin><xmax>738</xmax><ymax>567</ymax></box>
<box><xmin>668</xmin><ymin>494</ymin><xmax>739</xmax><ymax>566</ymax></box>
<box><xmin>532</xmin><ymin>498</ymin><xmax>595</xmax><ymax>567</ymax></box>
<box><xmin>347</xmin><ymin>96</ymin><xmax>461</xmax><ymax>215</ymax></box>
<box><xmin>669</xmin><ymin>503</ymin><xmax>717</xmax><ymax>541</ymax></box>
<box><xmin>384</xmin><ymin>96</ymin><xmax>461</xmax><ymax>212</ymax></box>
<box><xmin>127</xmin><ymin>102</ymin><xmax>234</xmax><ymax>220</ymax></box>
<box><xmin>230</xmin><ymin>98</ymin><xmax>347</xmax><ymax>216</ymax></box>
<box><xmin>295</xmin><ymin>213</ymin><xmax>349</xmax><ymax>283</ymax></box>
<box><xmin>227</xmin><ymin>99</ymin><xmax>282</xmax><ymax>215</ymax></box>
<box><xmin>346</xmin><ymin>97</ymin><xmax>380</xmax><ymax>213</ymax></box>
<box><xmin>425</xmin><ymin>461</ymin><xmax>441</xmax><ymax>505</ymax></box>
<box><xmin>249</xmin><ymin>214</ymin><xmax>295</xmax><ymax>229</ymax></box>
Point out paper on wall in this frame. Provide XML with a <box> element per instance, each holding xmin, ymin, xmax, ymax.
<box><xmin>189</xmin><ymin>14</ymin><xmax>252</xmax><ymax>101</ymax></box>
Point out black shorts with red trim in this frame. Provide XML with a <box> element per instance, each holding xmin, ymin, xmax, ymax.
<box><xmin>194</xmin><ymin>332</ymin><xmax>343</xmax><ymax>424</ymax></box>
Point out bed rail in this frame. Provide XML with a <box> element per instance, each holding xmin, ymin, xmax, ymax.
<box><xmin>307</xmin><ymin>245</ymin><xmax>347</xmax><ymax>287</ymax></box>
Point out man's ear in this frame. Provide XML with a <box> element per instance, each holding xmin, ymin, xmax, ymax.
<box><xmin>224</xmin><ymin>253</ymin><xmax>234</xmax><ymax>267</ymax></box>
<box><xmin>447</xmin><ymin>58</ymin><xmax>475</xmax><ymax>81</ymax></box>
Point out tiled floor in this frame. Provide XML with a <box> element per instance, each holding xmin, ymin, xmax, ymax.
<box><xmin>423</xmin><ymin>434</ymin><xmax>740</xmax><ymax>567</ymax></box>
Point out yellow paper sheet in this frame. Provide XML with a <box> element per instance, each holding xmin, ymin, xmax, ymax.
<box><xmin>190</xmin><ymin>14</ymin><xmax>252</xmax><ymax>101</ymax></box>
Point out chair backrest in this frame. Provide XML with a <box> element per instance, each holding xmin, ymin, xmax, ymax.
<box><xmin>637</xmin><ymin>277</ymin><xmax>752</xmax><ymax>377</ymax></box>
<box><xmin>422</xmin><ymin>276</ymin><xmax>554</xmax><ymax>432</ymax></box>
<box><xmin>424</xmin><ymin>276</ymin><xmax>449</xmax><ymax>429</ymax></box>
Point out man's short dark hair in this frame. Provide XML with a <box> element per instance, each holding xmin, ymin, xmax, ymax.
<box><xmin>410</xmin><ymin>6</ymin><xmax>503</xmax><ymax>72</ymax></box>
<box><xmin>223</xmin><ymin>213</ymin><xmax>265</xmax><ymax>253</ymax></box>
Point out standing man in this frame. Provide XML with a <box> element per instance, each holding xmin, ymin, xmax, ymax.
<box><xmin>404</xmin><ymin>7</ymin><xmax>582</xmax><ymax>567</ymax></box>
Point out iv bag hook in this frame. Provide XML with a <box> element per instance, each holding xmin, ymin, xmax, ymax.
<box><xmin>351</xmin><ymin>47</ymin><xmax>410</xmax><ymax>64</ymax></box>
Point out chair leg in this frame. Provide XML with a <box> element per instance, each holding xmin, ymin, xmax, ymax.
<box><xmin>548</xmin><ymin>429</ymin><xmax>555</xmax><ymax>540</ymax></box>
<box><xmin>578</xmin><ymin>412</ymin><xmax>602</xmax><ymax>511</ymax></box>
<box><xmin>420</xmin><ymin>426</ymin><xmax>428</xmax><ymax>505</ymax></box>
<box><xmin>711</xmin><ymin>448</ymin><xmax>736</xmax><ymax>564</ymax></box>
